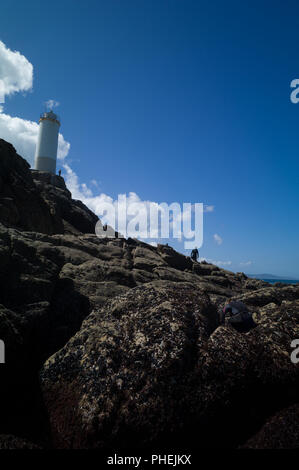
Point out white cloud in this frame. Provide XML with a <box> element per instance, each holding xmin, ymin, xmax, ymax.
<box><xmin>45</xmin><ymin>99</ymin><xmax>59</xmax><ymax>109</ymax></box>
<box><xmin>91</xmin><ymin>179</ymin><xmax>99</xmax><ymax>188</ymax></box>
<box><xmin>213</xmin><ymin>233</ymin><xmax>223</xmax><ymax>245</ymax></box>
<box><xmin>240</xmin><ymin>261</ymin><xmax>252</xmax><ymax>266</ymax></box>
<box><xmin>63</xmin><ymin>164</ymin><xmax>193</xmax><ymax>242</ymax></box>
<box><xmin>64</xmin><ymin>163</ymin><xmax>152</xmax><ymax>238</ymax></box>
<box><xmin>204</xmin><ymin>205</ymin><xmax>214</xmax><ymax>212</ymax></box>
<box><xmin>63</xmin><ymin>162</ymin><xmax>117</xmax><ymax>209</ymax></box>
<box><xmin>64</xmin><ymin>161</ymin><xmax>156</xmax><ymax>220</ymax></box>
<box><xmin>63</xmin><ymin>165</ymin><xmax>206</xmax><ymax>252</ymax></box>
<box><xmin>200</xmin><ymin>257</ymin><xmax>232</xmax><ymax>267</ymax></box>
<box><xmin>0</xmin><ymin>40</ymin><xmax>33</xmax><ymax>103</ymax></box>
<box><xmin>0</xmin><ymin>40</ymin><xmax>70</xmax><ymax>167</ymax></box>
<box><xmin>216</xmin><ymin>260</ymin><xmax>231</xmax><ymax>267</ymax></box>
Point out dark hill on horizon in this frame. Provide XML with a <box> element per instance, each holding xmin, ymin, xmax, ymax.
<box><xmin>0</xmin><ymin>139</ymin><xmax>298</xmax><ymax>450</ymax></box>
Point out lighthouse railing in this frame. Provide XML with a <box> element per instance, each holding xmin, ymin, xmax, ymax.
<box><xmin>39</xmin><ymin>112</ymin><xmax>60</xmax><ymax>123</ymax></box>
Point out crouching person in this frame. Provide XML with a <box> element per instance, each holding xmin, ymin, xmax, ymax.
<box><xmin>220</xmin><ymin>300</ymin><xmax>257</xmax><ymax>332</ymax></box>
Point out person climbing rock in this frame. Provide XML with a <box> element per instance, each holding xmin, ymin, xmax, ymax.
<box><xmin>190</xmin><ymin>247</ymin><xmax>199</xmax><ymax>262</ymax></box>
<box><xmin>220</xmin><ymin>300</ymin><xmax>256</xmax><ymax>332</ymax></box>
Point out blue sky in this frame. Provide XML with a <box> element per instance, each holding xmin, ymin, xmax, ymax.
<box><xmin>0</xmin><ymin>0</ymin><xmax>299</xmax><ymax>277</ymax></box>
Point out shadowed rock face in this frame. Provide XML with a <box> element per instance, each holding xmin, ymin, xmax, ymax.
<box><xmin>31</xmin><ymin>170</ymin><xmax>99</xmax><ymax>235</ymax></box>
<box><xmin>242</xmin><ymin>404</ymin><xmax>299</xmax><ymax>449</ymax></box>
<box><xmin>0</xmin><ymin>139</ymin><xmax>298</xmax><ymax>449</ymax></box>
<box><xmin>0</xmin><ymin>140</ymin><xmax>58</xmax><ymax>234</ymax></box>
<box><xmin>0</xmin><ymin>139</ymin><xmax>98</xmax><ymax>235</ymax></box>
<box><xmin>40</xmin><ymin>290</ymin><xmax>299</xmax><ymax>449</ymax></box>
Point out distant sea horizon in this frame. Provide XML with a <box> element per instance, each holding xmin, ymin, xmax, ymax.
<box><xmin>247</xmin><ymin>274</ymin><xmax>299</xmax><ymax>285</ymax></box>
<box><xmin>261</xmin><ymin>278</ymin><xmax>299</xmax><ymax>285</ymax></box>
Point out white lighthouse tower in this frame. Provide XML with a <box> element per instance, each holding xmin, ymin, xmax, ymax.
<box><xmin>34</xmin><ymin>110</ymin><xmax>60</xmax><ymax>174</ymax></box>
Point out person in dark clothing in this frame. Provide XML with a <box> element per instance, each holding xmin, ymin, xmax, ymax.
<box><xmin>58</xmin><ymin>169</ymin><xmax>61</xmax><ymax>177</ymax></box>
<box><xmin>191</xmin><ymin>247</ymin><xmax>199</xmax><ymax>262</ymax></box>
<box><xmin>220</xmin><ymin>300</ymin><xmax>256</xmax><ymax>332</ymax></box>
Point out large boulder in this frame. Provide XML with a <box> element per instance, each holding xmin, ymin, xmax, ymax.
<box><xmin>32</xmin><ymin>170</ymin><xmax>98</xmax><ymax>234</ymax></box>
<box><xmin>0</xmin><ymin>139</ymin><xmax>99</xmax><ymax>235</ymax></box>
<box><xmin>0</xmin><ymin>139</ymin><xmax>58</xmax><ymax>233</ymax></box>
<box><xmin>40</xmin><ymin>285</ymin><xmax>299</xmax><ymax>449</ymax></box>
<box><xmin>157</xmin><ymin>244</ymin><xmax>193</xmax><ymax>271</ymax></box>
<box><xmin>242</xmin><ymin>404</ymin><xmax>299</xmax><ymax>449</ymax></box>
<box><xmin>234</xmin><ymin>285</ymin><xmax>299</xmax><ymax>308</ymax></box>
<box><xmin>40</xmin><ymin>282</ymin><xmax>217</xmax><ymax>449</ymax></box>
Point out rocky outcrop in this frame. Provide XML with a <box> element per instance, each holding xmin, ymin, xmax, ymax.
<box><xmin>0</xmin><ymin>140</ymin><xmax>58</xmax><ymax>234</ymax></box>
<box><xmin>40</xmin><ymin>287</ymin><xmax>299</xmax><ymax>449</ymax></box>
<box><xmin>0</xmin><ymin>139</ymin><xmax>99</xmax><ymax>235</ymax></box>
<box><xmin>32</xmin><ymin>170</ymin><xmax>99</xmax><ymax>234</ymax></box>
<box><xmin>0</xmin><ymin>138</ymin><xmax>298</xmax><ymax>449</ymax></box>
<box><xmin>243</xmin><ymin>404</ymin><xmax>299</xmax><ymax>449</ymax></box>
<box><xmin>40</xmin><ymin>283</ymin><xmax>215</xmax><ymax>449</ymax></box>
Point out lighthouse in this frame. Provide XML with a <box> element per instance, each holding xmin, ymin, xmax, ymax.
<box><xmin>34</xmin><ymin>110</ymin><xmax>60</xmax><ymax>174</ymax></box>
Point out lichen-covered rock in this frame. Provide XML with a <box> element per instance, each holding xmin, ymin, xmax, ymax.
<box><xmin>40</xmin><ymin>282</ymin><xmax>217</xmax><ymax>449</ymax></box>
<box><xmin>234</xmin><ymin>285</ymin><xmax>299</xmax><ymax>307</ymax></box>
<box><xmin>40</xmin><ymin>284</ymin><xmax>299</xmax><ymax>449</ymax></box>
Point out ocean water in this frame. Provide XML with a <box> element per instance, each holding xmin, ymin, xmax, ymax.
<box><xmin>262</xmin><ymin>279</ymin><xmax>299</xmax><ymax>285</ymax></box>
